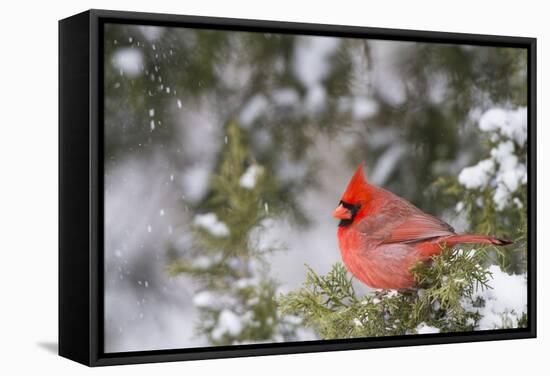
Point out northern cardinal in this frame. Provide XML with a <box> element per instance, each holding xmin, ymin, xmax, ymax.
<box><xmin>332</xmin><ymin>163</ymin><xmax>512</xmax><ymax>289</ymax></box>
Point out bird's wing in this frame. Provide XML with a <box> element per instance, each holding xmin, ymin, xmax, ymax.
<box><xmin>354</xmin><ymin>193</ymin><xmax>454</xmax><ymax>244</ymax></box>
<box><xmin>353</xmin><ymin>213</ymin><xmax>397</xmax><ymax>242</ymax></box>
<box><xmin>380</xmin><ymin>213</ymin><xmax>455</xmax><ymax>244</ymax></box>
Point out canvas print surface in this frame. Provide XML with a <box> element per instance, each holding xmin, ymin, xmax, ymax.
<box><xmin>103</xmin><ymin>23</ymin><xmax>529</xmax><ymax>353</ymax></box>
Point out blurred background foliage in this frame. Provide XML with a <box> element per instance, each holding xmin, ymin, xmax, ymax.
<box><xmin>103</xmin><ymin>23</ymin><xmax>528</xmax><ymax>351</ymax></box>
<box><xmin>105</xmin><ymin>25</ymin><xmax>526</xmax><ymax>213</ymax></box>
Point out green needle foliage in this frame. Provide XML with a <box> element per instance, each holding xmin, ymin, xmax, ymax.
<box><xmin>279</xmin><ymin>247</ymin><xmax>493</xmax><ymax>339</ymax></box>
<box><xmin>169</xmin><ymin>121</ymin><xmax>299</xmax><ymax>345</ymax></box>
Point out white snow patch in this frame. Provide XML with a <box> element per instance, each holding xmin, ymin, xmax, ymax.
<box><xmin>370</xmin><ymin>144</ymin><xmax>406</xmax><ymax>186</ymax></box>
<box><xmin>458</xmin><ymin>159</ymin><xmax>495</xmax><ymax>189</ymax></box>
<box><xmin>215</xmin><ymin>53</ymin><xmax>253</xmax><ymax>91</ymax></box>
<box><xmin>193</xmin><ymin>291</ymin><xmax>218</xmax><ymax>308</ymax></box>
<box><xmin>491</xmin><ymin>141</ymin><xmax>516</xmax><ymax>169</ymax></box>
<box><xmin>353</xmin><ymin>97</ymin><xmax>379</xmax><ymax>120</ymax></box>
<box><xmin>236</xmin><ymin>278</ymin><xmax>259</xmax><ymax>289</ymax></box>
<box><xmin>479</xmin><ymin>107</ymin><xmax>527</xmax><ymax>145</ymax></box>
<box><xmin>416</xmin><ymin>323</ymin><xmax>440</xmax><ymax>334</ymax></box>
<box><xmin>239</xmin><ymin>165</ymin><xmax>263</xmax><ymax>189</ymax></box>
<box><xmin>239</xmin><ymin>94</ymin><xmax>269</xmax><ymax>127</ymax></box>
<box><xmin>272</xmin><ymin>88</ymin><xmax>300</xmax><ymax>107</ymax></box>
<box><xmin>469</xmin><ymin>265</ymin><xmax>527</xmax><ymax>330</ymax></box>
<box><xmin>112</xmin><ymin>48</ymin><xmax>143</xmax><ymax>78</ymax></box>
<box><xmin>293</xmin><ymin>36</ymin><xmax>339</xmax><ymax>111</ymax></box>
<box><xmin>513</xmin><ymin>197</ymin><xmax>523</xmax><ymax>209</ymax></box>
<box><xmin>193</xmin><ymin>213</ymin><xmax>230</xmax><ymax>237</ymax></box>
<box><xmin>293</xmin><ymin>36</ymin><xmax>340</xmax><ymax>88</ymax></box>
<box><xmin>284</xmin><ymin>315</ymin><xmax>303</xmax><ymax>325</ymax></box>
<box><xmin>180</xmin><ymin>165</ymin><xmax>210</xmax><ymax>203</ymax></box>
<box><xmin>212</xmin><ymin>310</ymin><xmax>242</xmax><ymax>340</ymax></box>
<box><xmin>192</xmin><ymin>256</ymin><xmax>213</xmax><ymax>270</ymax></box>
<box><xmin>304</xmin><ymin>84</ymin><xmax>325</xmax><ymax>111</ymax></box>
<box><xmin>458</xmin><ymin>107</ymin><xmax>527</xmax><ymax>210</ymax></box>
<box><xmin>138</xmin><ymin>26</ymin><xmax>164</xmax><ymax>41</ymax></box>
<box><xmin>427</xmin><ymin>73</ymin><xmax>449</xmax><ymax>104</ymax></box>
<box><xmin>490</xmin><ymin>141</ymin><xmax>527</xmax><ymax>210</ymax></box>
<box><xmin>369</xmin><ymin>41</ymin><xmax>409</xmax><ymax>106</ymax></box>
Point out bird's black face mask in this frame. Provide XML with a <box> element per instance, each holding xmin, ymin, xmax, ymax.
<box><xmin>337</xmin><ymin>200</ymin><xmax>361</xmax><ymax>227</ymax></box>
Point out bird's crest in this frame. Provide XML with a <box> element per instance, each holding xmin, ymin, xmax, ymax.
<box><xmin>340</xmin><ymin>163</ymin><xmax>371</xmax><ymax>204</ymax></box>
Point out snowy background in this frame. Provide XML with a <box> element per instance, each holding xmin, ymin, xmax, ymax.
<box><xmin>103</xmin><ymin>23</ymin><xmax>528</xmax><ymax>352</ymax></box>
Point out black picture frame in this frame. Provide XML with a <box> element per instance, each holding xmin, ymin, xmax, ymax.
<box><xmin>59</xmin><ymin>8</ymin><xmax>537</xmax><ymax>367</ymax></box>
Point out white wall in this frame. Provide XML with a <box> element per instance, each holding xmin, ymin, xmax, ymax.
<box><xmin>0</xmin><ymin>0</ymin><xmax>546</xmax><ymax>374</ymax></box>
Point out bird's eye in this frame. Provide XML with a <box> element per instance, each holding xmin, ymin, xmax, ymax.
<box><xmin>340</xmin><ymin>201</ymin><xmax>359</xmax><ymax>211</ymax></box>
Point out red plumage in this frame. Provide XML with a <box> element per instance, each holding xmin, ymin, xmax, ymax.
<box><xmin>333</xmin><ymin>163</ymin><xmax>512</xmax><ymax>289</ymax></box>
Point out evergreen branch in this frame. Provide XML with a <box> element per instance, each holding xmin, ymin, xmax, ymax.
<box><xmin>279</xmin><ymin>247</ymin><xmax>494</xmax><ymax>339</ymax></box>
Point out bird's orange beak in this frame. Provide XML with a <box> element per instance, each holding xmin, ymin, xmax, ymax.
<box><xmin>332</xmin><ymin>204</ymin><xmax>352</xmax><ymax>220</ymax></box>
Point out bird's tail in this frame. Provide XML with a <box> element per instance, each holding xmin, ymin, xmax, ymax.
<box><xmin>444</xmin><ymin>234</ymin><xmax>513</xmax><ymax>246</ymax></box>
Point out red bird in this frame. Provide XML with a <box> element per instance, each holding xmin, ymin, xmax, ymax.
<box><xmin>332</xmin><ymin>163</ymin><xmax>512</xmax><ymax>289</ymax></box>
